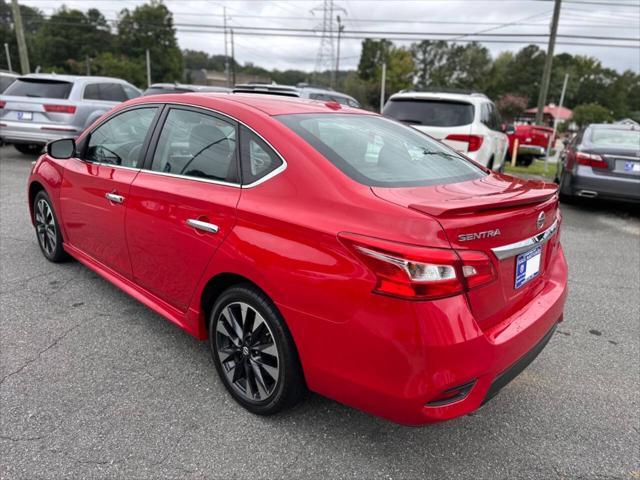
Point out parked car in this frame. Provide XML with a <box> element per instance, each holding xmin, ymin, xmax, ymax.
<box><xmin>507</xmin><ymin>123</ymin><xmax>555</xmax><ymax>166</ymax></box>
<box><xmin>28</xmin><ymin>93</ymin><xmax>567</xmax><ymax>425</ymax></box>
<box><xmin>0</xmin><ymin>70</ymin><xmax>18</xmax><ymax>93</ymax></box>
<box><xmin>143</xmin><ymin>83</ymin><xmax>231</xmax><ymax>95</ymax></box>
<box><xmin>0</xmin><ymin>74</ymin><xmax>141</xmax><ymax>155</ymax></box>
<box><xmin>232</xmin><ymin>82</ymin><xmax>360</xmax><ymax>107</ymax></box>
<box><xmin>383</xmin><ymin>91</ymin><xmax>510</xmax><ymax>171</ymax></box>
<box><xmin>556</xmin><ymin>123</ymin><xmax>640</xmax><ymax>203</ymax></box>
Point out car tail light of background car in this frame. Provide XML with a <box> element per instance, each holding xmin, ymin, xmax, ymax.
<box><xmin>0</xmin><ymin>100</ymin><xmax>5</xmax><ymax>109</ymax></box>
<box><xmin>339</xmin><ymin>233</ymin><xmax>496</xmax><ymax>300</ymax></box>
<box><xmin>576</xmin><ymin>152</ymin><xmax>608</xmax><ymax>169</ymax></box>
<box><xmin>43</xmin><ymin>104</ymin><xmax>77</xmax><ymax>114</ymax></box>
<box><xmin>445</xmin><ymin>134</ymin><xmax>484</xmax><ymax>152</ymax></box>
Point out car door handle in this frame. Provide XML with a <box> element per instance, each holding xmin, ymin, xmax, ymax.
<box><xmin>105</xmin><ymin>192</ymin><xmax>125</xmax><ymax>204</ymax></box>
<box><xmin>186</xmin><ymin>219</ymin><xmax>219</xmax><ymax>234</ymax></box>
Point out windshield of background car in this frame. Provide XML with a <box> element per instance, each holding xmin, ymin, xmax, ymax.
<box><xmin>278</xmin><ymin>113</ymin><xmax>486</xmax><ymax>187</ymax></box>
<box><xmin>4</xmin><ymin>78</ymin><xmax>73</xmax><ymax>99</ymax></box>
<box><xmin>588</xmin><ymin>128</ymin><xmax>640</xmax><ymax>149</ymax></box>
<box><xmin>383</xmin><ymin>99</ymin><xmax>475</xmax><ymax>127</ymax></box>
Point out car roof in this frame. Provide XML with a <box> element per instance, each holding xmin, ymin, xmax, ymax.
<box><xmin>135</xmin><ymin>92</ymin><xmax>370</xmax><ymax>116</ymax></box>
<box><xmin>388</xmin><ymin>91</ymin><xmax>488</xmax><ymax>104</ymax></box>
<box><xmin>18</xmin><ymin>74</ymin><xmax>129</xmax><ymax>84</ymax></box>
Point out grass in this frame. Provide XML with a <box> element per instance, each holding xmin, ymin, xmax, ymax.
<box><xmin>504</xmin><ymin>159</ymin><xmax>557</xmax><ymax>180</ymax></box>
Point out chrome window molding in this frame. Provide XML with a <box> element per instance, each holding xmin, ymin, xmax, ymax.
<box><xmin>162</xmin><ymin>101</ymin><xmax>288</xmax><ymax>189</ymax></box>
<box><xmin>141</xmin><ymin>168</ymin><xmax>240</xmax><ymax>188</ymax></box>
<box><xmin>491</xmin><ymin>219</ymin><xmax>559</xmax><ymax>260</ymax></box>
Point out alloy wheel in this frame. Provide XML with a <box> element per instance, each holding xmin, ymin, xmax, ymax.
<box><xmin>215</xmin><ymin>301</ymin><xmax>280</xmax><ymax>402</ymax></box>
<box><xmin>35</xmin><ymin>199</ymin><xmax>57</xmax><ymax>256</ymax></box>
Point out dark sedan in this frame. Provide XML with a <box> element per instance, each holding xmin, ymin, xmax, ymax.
<box><xmin>557</xmin><ymin>123</ymin><xmax>640</xmax><ymax>203</ymax></box>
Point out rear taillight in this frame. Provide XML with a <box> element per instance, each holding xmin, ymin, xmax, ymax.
<box><xmin>445</xmin><ymin>134</ymin><xmax>484</xmax><ymax>152</ymax></box>
<box><xmin>576</xmin><ymin>152</ymin><xmax>608</xmax><ymax>169</ymax></box>
<box><xmin>43</xmin><ymin>104</ymin><xmax>76</xmax><ymax>114</ymax></box>
<box><xmin>0</xmin><ymin>100</ymin><xmax>5</xmax><ymax>109</ymax></box>
<box><xmin>338</xmin><ymin>233</ymin><xmax>496</xmax><ymax>300</ymax></box>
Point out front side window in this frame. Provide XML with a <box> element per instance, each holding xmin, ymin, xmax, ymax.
<box><xmin>240</xmin><ymin>126</ymin><xmax>283</xmax><ymax>184</ymax></box>
<box><xmin>278</xmin><ymin>113</ymin><xmax>485</xmax><ymax>188</ymax></box>
<box><xmin>151</xmin><ymin>108</ymin><xmax>238</xmax><ymax>182</ymax></box>
<box><xmin>85</xmin><ymin>107</ymin><xmax>158</xmax><ymax>167</ymax></box>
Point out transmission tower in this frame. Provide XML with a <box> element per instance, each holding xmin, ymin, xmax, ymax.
<box><xmin>311</xmin><ymin>0</ymin><xmax>345</xmax><ymax>85</ymax></box>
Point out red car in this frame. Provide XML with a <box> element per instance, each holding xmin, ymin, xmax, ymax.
<box><xmin>507</xmin><ymin>124</ymin><xmax>556</xmax><ymax>166</ymax></box>
<box><xmin>27</xmin><ymin>94</ymin><xmax>568</xmax><ymax>425</ymax></box>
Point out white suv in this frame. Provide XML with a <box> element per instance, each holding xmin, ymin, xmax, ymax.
<box><xmin>383</xmin><ymin>91</ymin><xmax>509</xmax><ymax>171</ymax></box>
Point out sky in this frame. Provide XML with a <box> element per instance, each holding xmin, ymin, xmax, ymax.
<box><xmin>18</xmin><ymin>0</ymin><xmax>640</xmax><ymax>74</ymax></box>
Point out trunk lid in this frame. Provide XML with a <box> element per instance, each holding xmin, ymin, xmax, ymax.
<box><xmin>372</xmin><ymin>173</ymin><xmax>561</xmax><ymax>330</ymax></box>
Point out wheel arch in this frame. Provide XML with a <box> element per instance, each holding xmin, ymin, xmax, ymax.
<box><xmin>28</xmin><ymin>181</ymin><xmax>46</xmax><ymax>225</ymax></box>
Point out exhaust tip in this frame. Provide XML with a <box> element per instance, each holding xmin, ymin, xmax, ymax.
<box><xmin>577</xmin><ymin>190</ymin><xmax>598</xmax><ymax>198</ymax></box>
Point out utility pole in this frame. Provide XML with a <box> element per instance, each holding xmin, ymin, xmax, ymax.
<box><xmin>4</xmin><ymin>43</ymin><xmax>11</xmax><ymax>72</ymax></box>
<box><xmin>145</xmin><ymin>49</ymin><xmax>151</xmax><ymax>87</ymax></box>
<box><xmin>11</xmin><ymin>0</ymin><xmax>30</xmax><ymax>74</ymax></box>
<box><xmin>223</xmin><ymin>7</ymin><xmax>229</xmax><ymax>88</ymax></box>
<box><xmin>312</xmin><ymin>0</ymin><xmax>345</xmax><ymax>85</ymax></box>
<box><xmin>379</xmin><ymin>62</ymin><xmax>386</xmax><ymax>113</ymax></box>
<box><xmin>335</xmin><ymin>15</ymin><xmax>344</xmax><ymax>88</ymax></box>
<box><xmin>544</xmin><ymin>73</ymin><xmax>569</xmax><ymax>172</ymax></box>
<box><xmin>230</xmin><ymin>28</ymin><xmax>236</xmax><ymax>86</ymax></box>
<box><xmin>535</xmin><ymin>0</ymin><xmax>562</xmax><ymax>125</ymax></box>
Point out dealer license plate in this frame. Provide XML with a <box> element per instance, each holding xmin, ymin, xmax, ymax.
<box><xmin>515</xmin><ymin>246</ymin><xmax>542</xmax><ymax>289</ymax></box>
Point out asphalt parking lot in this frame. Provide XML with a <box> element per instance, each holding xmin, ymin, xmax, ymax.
<box><xmin>1</xmin><ymin>145</ymin><xmax>639</xmax><ymax>480</ymax></box>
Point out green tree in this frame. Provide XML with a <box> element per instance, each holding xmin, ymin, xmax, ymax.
<box><xmin>572</xmin><ymin>103</ymin><xmax>614</xmax><ymax>127</ymax></box>
<box><xmin>410</xmin><ymin>40</ymin><xmax>451</xmax><ymax>89</ymax></box>
<box><xmin>117</xmin><ymin>1</ymin><xmax>182</xmax><ymax>84</ymax></box>
<box><xmin>496</xmin><ymin>94</ymin><xmax>529</xmax><ymax>121</ymax></box>
<box><xmin>0</xmin><ymin>0</ymin><xmax>44</xmax><ymax>71</ymax></box>
<box><xmin>31</xmin><ymin>7</ymin><xmax>113</xmax><ymax>73</ymax></box>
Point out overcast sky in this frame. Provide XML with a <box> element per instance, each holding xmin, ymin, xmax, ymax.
<box><xmin>20</xmin><ymin>0</ymin><xmax>640</xmax><ymax>73</ymax></box>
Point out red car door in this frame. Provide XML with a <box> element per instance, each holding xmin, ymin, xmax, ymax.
<box><xmin>59</xmin><ymin>106</ymin><xmax>160</xmax><ymax>278</ymax></box>
<box><xmin>125</xmin><ymin>106</ymin><xmax>241</xmax><ymax>312</ymax></box>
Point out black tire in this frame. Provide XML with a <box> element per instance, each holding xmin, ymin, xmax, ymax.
<box><xmin>516</xmin><ymin>155</ymin><xmax>534</xmax><ymax>167</ymax></box>
<box><xmin>208</xmin><ymin>284</ymin><xmax>305</xmax><ymax>415</ymax></box>
<box><xmin>33</xmin><ymin>190</ymin><xmax>69</xmax><ymax>262</ymax></box>
<box><xmin>14</xmin><ymin>143</ymin><xmax>43</xmax><ymax>155</ymax></box>
<box><xmin>558</xmin><ymin>171</ymin><xmax>575</xmax><ymax>204</ymax></box>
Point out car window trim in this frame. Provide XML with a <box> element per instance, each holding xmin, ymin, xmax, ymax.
<box><xmin>140</xmin><ymin>101</ymin><xmax>287</xmax><ymax>189</ymax></box>
<box><xmin>79</xmin><ymin>104</ymin><xmax>163</xmax><ymax>170</ymax></box>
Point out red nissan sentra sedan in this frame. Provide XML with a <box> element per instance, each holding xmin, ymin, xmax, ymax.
<box><xmin>27</xmin><ymin>94</ymin><xmax>567</xmax><ymax>425</ymax></box>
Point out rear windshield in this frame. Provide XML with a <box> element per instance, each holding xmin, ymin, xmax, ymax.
<box><xmin>143</xmin><ymin>87</ymin><xmax>192</xmax><ymax>95</ymax></box>
<box><xmin>383</xmin><ymin>99</ymin><xmax>475</xmax><ymax>127</ymax></box>
<box><xmin>278</xmin><ymin>113</ymin><xmax>485</xmax><ymax>188</ymax></box>
<box><xmin>588</xmin><ymin>128</ymin><xmax>640</xmax><ymax>149</ymax></box>
<box><xmin>4</xmin><ymin>78</ymin><xmax>73</xmax><ymax>99</ymax></box>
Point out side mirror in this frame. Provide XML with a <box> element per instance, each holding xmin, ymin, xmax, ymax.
<box><xmin>47</xmin><ymin>138</ymin><xmax>76</xmax><ymax>159</ymax></box>
<box><xmin>503</xmin><ymin>124</ymin><xmax>516</xmax><ymax>135</ymax></box>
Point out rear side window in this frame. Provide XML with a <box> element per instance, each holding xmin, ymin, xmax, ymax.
<box><xmin>278</xmin><ymin>113</ymin><xmax>485</xmax><ymax>188</ymax></box>
<box><xmin>383</xmin><ymin>99</ymin><xmax>474</xmax><ymax>127</ymax></box>
<box><xmin>239</xmin><ymin>126</ymin><xmax>283</xmax><ymax>184</ymax></box>
<box><xmin>151</xmin><ymin>108</ymin><xmax>238</xmax><ymax>182</ymax></box>
<box><xmin>4</xmin><ymin>79</ymin><xmax>72</xmax><ymax>99</ymax></box>
<box><xmin>481</xmin><ymin>102</ymin><xmax>502</xmax><ymax>131</ymax></box>
<box><xmin>83</xmin><ymin>83</ymin><xmax>128</xmax><ymax>102</ymax></box>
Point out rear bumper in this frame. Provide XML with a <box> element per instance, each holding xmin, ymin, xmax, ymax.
<box><xmin>0</xmin><ymin>120</ymin><xmax>80</xmax><ymax>145</ymax></box>
<box><xmin>568</xmin><ymin>166</ymin><xmax>640</xmax><ymax>202</ymax></box>
<box><xmin>518</xmin><ymin>144</ymin><xmax>546</xmax><ymax>157</ymax></box>
<box><xmin>282</xmin><ymin>245</ymin><xmax>568</xmax><ymax>426</ymax></box>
